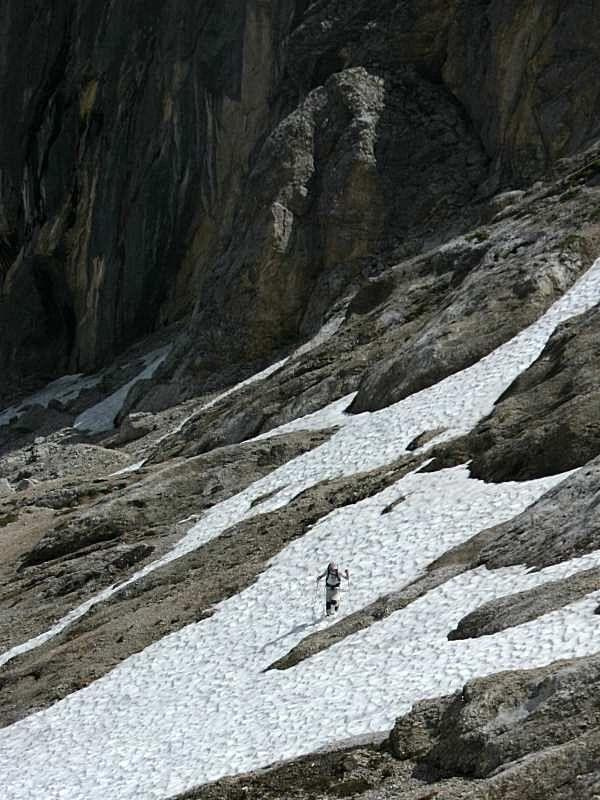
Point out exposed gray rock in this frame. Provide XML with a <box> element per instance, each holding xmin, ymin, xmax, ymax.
<box><xmin>406</xmin><ymin>429</ymin><xmax>447</xmax><ymax>452</ymax></box>
<box><xmin>453</xmin><ymin>458</ymin><xmax>600</xmax><ymax>571</ymax></box>
<box><xmin>382</xmin><ymin>495</ymin><xmax>406</xmax><ymax>514</ymax></box>
<box><xmin>8</xmin><ymin>404</ymin><xmax>74</xmax><ymax>436</ymax></box>
<box><xmin>19</xmin><ymin>515</ymin><xmax>126</xmax><ymax>569</ymax></box>
<box><xmin>112</xmin><ymin>412</ymin><xmax>157</xmax><ymax>445</ymax></box>
<box><xmin>487</xmin><ymin>189</ymin><xmax>526</xmax><ymax>216</ymax></box>
<box><xmin>388</xmin><ymin>655</ymin><xmax>600</xmax><ymax>781</ymax></box>
<box><xmin>0</xmin><ymin>439</ymin><xmax>130</xmax><ymax>483</ymax></box>
<box><xmin>14</xmin><ymin>478</ymin><xmax>37</xmax><ymax>492</ymax></box>
<box><xmin>178</xmin><ymin>739</ymin><xmax>423</xmax><ymax>800</ymax></box>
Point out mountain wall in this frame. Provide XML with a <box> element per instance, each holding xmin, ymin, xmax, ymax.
<box><xmin>2</xmin><ymin>0</ymin><xmax>600</xmax><ymax>400</ymax></box>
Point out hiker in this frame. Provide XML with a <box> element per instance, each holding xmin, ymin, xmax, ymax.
<box><xmin>316</xmin><ymin>561</ymin><xmax>349</xmax><ymax>616</ymax></box>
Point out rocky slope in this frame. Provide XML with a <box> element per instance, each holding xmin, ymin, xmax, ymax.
<box><xmin>3</xmin><ymin>3</ymin><xmax>600</xmax><ymax>800</ymax></box>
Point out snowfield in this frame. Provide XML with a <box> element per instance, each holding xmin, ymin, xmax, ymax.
<box><xmin>2</xmin><ymin>261</ymin><xmax>600</xmax><ymax>799</ymax></box>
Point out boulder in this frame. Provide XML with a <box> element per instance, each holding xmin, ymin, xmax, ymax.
<box><xmin>14</xmin><ymin>478</ymin><xmax>36</xmax><ymax>492</ymax></box>
<box><xmin>448</xmin><ymin>567</ymin><xmax>600</xmax><ymax>640</ymax></box>
<box><xmin>114</xmin><ymin>412</ymin><xmax>157</xmax><ymax>445</ymax></box>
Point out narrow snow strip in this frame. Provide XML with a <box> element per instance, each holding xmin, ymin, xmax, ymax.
<box><xmin>292</xmin><ymin>313</ymin><xmax>344</xmax><ymax>358</ymax></box>
<box><xmin>151</xmin><ymin>313</ymin><xmax>345</xmax><ymax>452</ymax></box>
<box><xmin>74</xmin><ymin>347</ymin><xmax>170</xmax><ymax>434</ymax></box>
<box><xmin>151</xmin><ymin>355</ymin><xmax>291</xmax><ymax>450</ymax></box>
<box><xmin>2</xmin><ymin>259</ymin><xmax>600</xmax><ymax>672</ymax></box>
<box><xmin>108</xmin><ymin>459</ymin><xmax>147</xmax><ymax>477</ymax></box>
<box><xmin>198</xmin><ymin>313</ymin><xmax>344</xmax><ymax>408</ymax></box>
<box><xmin>262</xmin><ymin>259</ymin><xmax>600</xmax><ymax>441</ymax></box>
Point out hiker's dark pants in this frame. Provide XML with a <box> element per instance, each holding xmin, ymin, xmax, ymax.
<box><xmin>326</xmin><ymin>586</ymin><xmax>340</xmax><ymax>615</ymax></box>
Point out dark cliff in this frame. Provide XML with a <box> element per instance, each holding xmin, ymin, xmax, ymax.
<box><xmin>1</xmin><ymin>0</ymin><xmax>600</xmax><ymax>399</ymax></box>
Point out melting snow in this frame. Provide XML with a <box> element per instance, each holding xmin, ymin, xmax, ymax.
<box><xmin>2</xmin><ymin>262</ymin><xmax>600</xmax><ymax>799</ymax></box>
<box><xmin>0</xmin><ymin>347</ymin><xmax>171</xmax><ymax>435</ymax></box>
<box><xmin>74</xmin><ymin>347</ymin><xmax>171</xmax><ymax>434</ymax></box>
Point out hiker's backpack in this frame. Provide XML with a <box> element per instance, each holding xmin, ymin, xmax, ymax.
<box><xmin>325</xmin><ymin>565</ymin><xmax>341</xmax><ymax>588</ymax></box>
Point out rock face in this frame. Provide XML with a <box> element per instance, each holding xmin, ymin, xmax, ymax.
<box><xmin>2</xmin><ymin>0</ymin><xmax>600</xmax><ymax>400</ymax></box>
<box><xmin>443</xmin><ymin>1</ymin><xmax>600</xmax><ymax>185</ymax></box>
<box><xmin>349</xmin><ymin>195</ymin><xmax>599</xmax><ymax>414</ymax></box>
<box><xmin>0</xmin><ymin>0</ymin><xmax>290</xmax><ymax>394</ymax></box>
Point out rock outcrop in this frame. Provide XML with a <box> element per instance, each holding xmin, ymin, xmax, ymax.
<box><xmin>387</xmin><ymin>654</ymin><xmax>600</xmax><ymax>796</ymax></box>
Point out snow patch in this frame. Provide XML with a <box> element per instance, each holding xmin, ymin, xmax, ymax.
<box><xmin>2</xmin><ymin>515</ymin><xmax>600</xmax><ymax>799</ymax></box>
<box><xmin>3</xmin><ymin>260</ymin><xmax>600</xmax><ymax>669</ymax></box>
<box><xmin>74</xmin><ymin>347</ymin><xmax>170</xmax><ymax>434</ymax></box>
